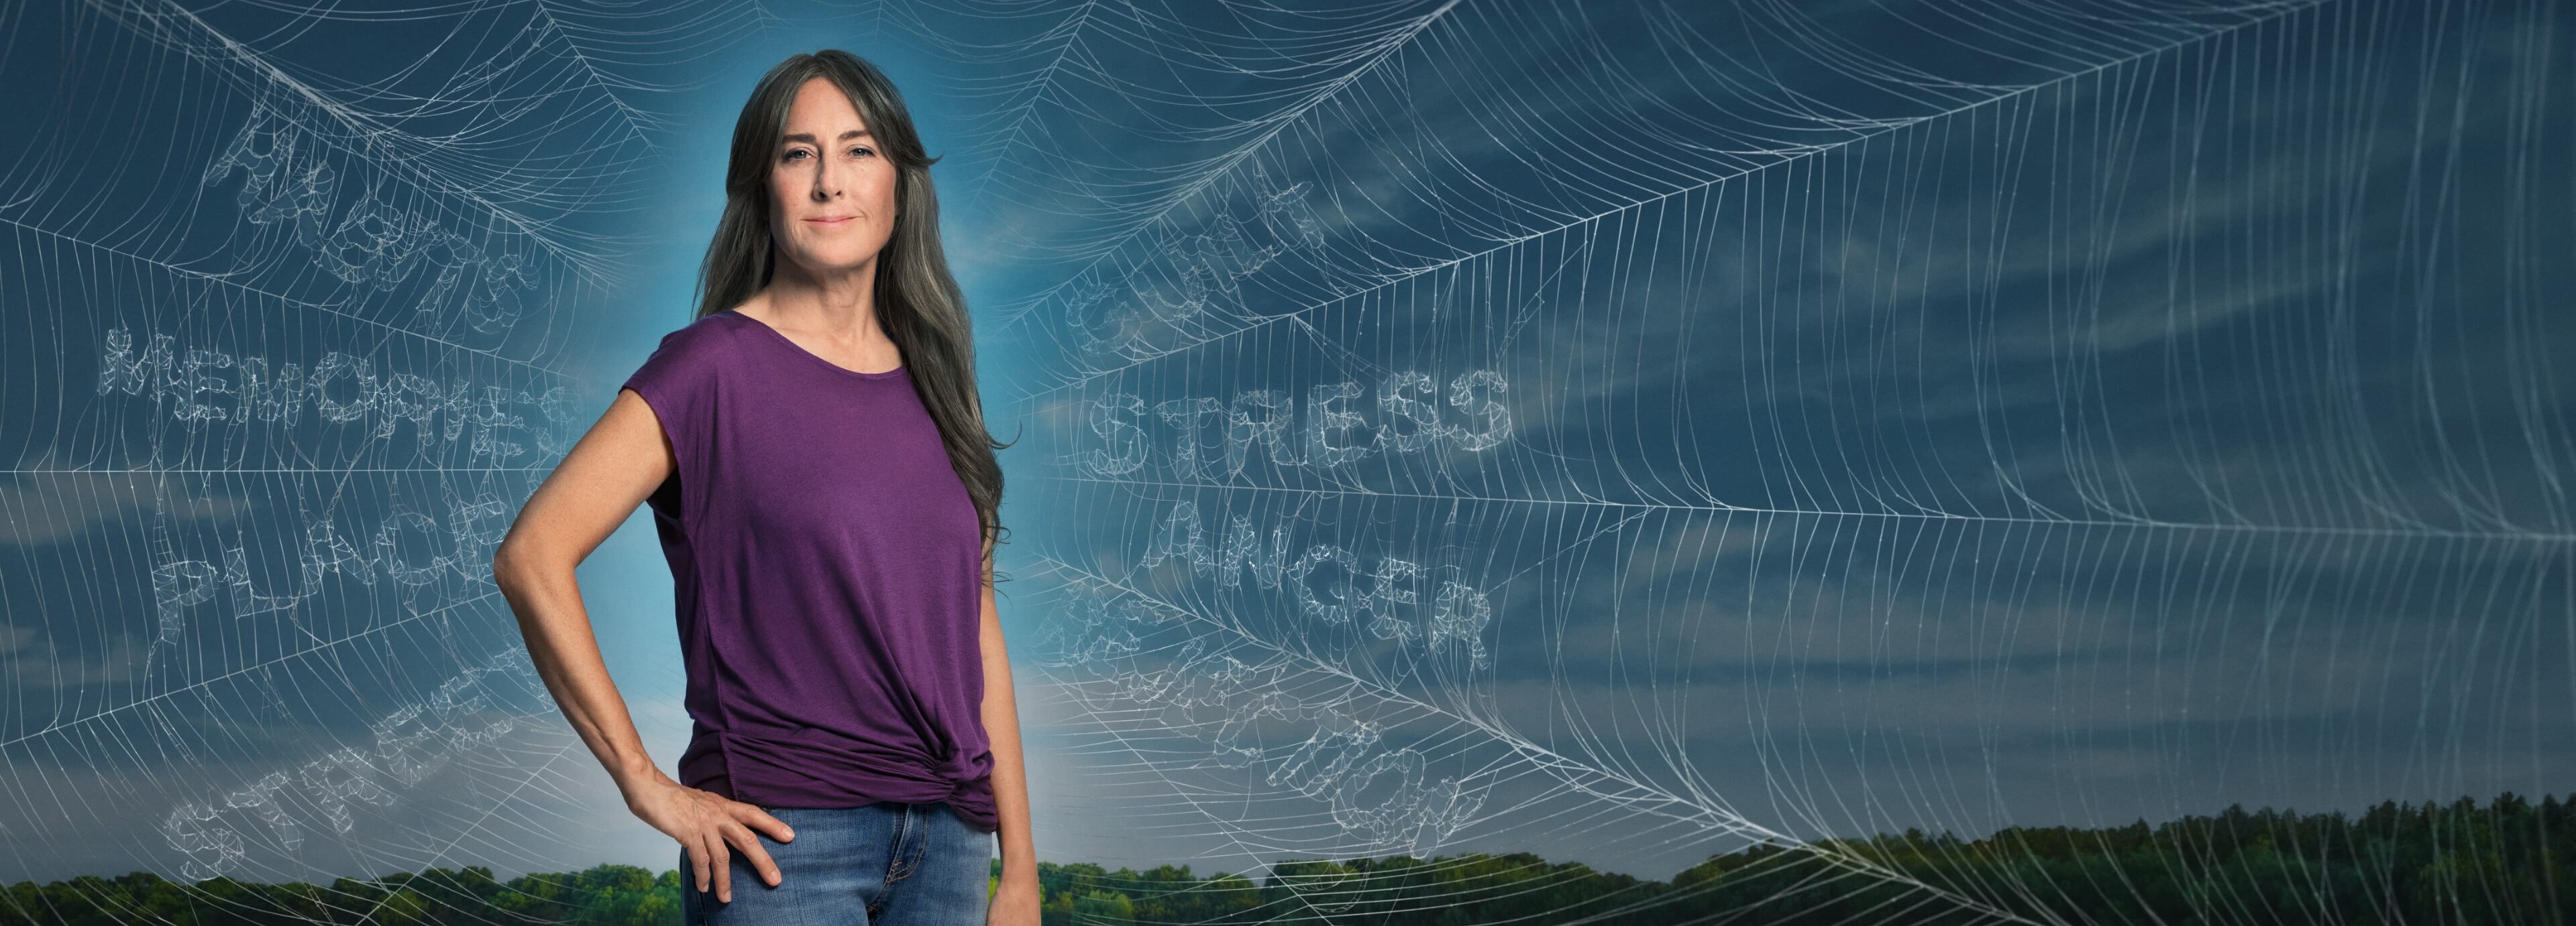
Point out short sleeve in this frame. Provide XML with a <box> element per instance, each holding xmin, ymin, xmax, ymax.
<box><xmin>620</xmin><ymin>323</ymin><xmax>724</xmax><ymax>532</ymax></box>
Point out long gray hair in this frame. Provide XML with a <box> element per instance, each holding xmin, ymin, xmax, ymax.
<box><xmin>694</xmin><ymin>49</ymin><xmax>1012</xmax><ymax>584</ymax></box>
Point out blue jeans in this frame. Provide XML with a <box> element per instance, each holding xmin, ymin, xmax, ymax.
<box><xmin>682</xmin><ymin>801</ymin><xmax>994</xmax><ymax>925</ymax></box>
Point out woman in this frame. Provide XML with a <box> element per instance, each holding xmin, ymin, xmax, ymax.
<box><xmin>492</xmin><ymin>49</ymin><xmax>1039</xmax><ymax>925</ymax></box>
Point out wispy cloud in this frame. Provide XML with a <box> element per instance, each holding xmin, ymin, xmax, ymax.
<box><xmin>0</xmin><ymin>451</ymin><xmax>246</xmax><ymax>548</ymax></box>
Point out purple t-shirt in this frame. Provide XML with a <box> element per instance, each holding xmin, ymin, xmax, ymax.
<box><xmin>620</xmin><ymin>309</ymin><xmax>996</xmax><ymax>833</ymax></box>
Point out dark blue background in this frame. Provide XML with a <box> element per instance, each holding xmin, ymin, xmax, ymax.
<box><xmin>0</xmin><ymin>0</ymin><xmax>2567</xmax><ymax>914</ymax></box>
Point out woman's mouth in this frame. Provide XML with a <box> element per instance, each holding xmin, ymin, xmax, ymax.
<box><xmin>806</xmin><ymin>215</ymin><xmax>854</xmax><ymax>225</ymax></box>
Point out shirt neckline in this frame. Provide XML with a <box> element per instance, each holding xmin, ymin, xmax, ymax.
<box><xmin>720</xmin><ymin>309</ymin><xmax>908</xmax><ymax>380</ymax></box>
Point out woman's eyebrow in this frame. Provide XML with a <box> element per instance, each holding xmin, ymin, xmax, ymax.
<box><xmin>782</xmin><ymin>130</ymin><xmax>871</xmax><ymax>144</ymax></box>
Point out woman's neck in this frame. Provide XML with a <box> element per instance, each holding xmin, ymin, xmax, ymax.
<box><xmin>752</xmin><ymin>256</ymin><xmax>888</xmax><ymax>348</ymax></box>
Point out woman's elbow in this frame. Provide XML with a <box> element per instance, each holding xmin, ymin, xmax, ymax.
<box><xmin>490</xmin><ymin>535</ymin><xmax>545</xmax><ymax>593</ymax></box>
<box><xmin>490</xmin><ymin>539</ymin><xmax>520</xmax><ymax>593</ymax></box>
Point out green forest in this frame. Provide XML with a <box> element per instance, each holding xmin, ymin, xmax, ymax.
<box><xmin>7</xmin><ymin>792</ymin><xmax>2569</xmax><ymax>925</ymax></box>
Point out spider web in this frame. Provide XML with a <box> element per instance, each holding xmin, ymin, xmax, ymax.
<box><xmin>2</xmin><ymin>1</ymin><xmax>2570</xmax><ymax>925</ymax></box>
<box><xmin>973</xmin><ymin>0</ymin><xmax>2574</xmax><ymax>922</ymax></box>
<box><xmin>0</xmin><ymin>0</ymin><xmax>763</xmax><ymax>921</ymax></box>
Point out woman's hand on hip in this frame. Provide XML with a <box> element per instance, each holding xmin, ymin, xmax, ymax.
<box><xmin>988</xmin><ymin>874</ymin><xmax>1042</xmax><ymax>926</ymax></box>
<box><xmin>627</xmin><ymin>775</ymin><xmax>794</xmax><ymax>903</ymax></box>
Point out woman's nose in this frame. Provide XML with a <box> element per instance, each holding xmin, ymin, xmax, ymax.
<box><xmin>812</xmin><ymin>158</ymin><xmax>841</xmax><ymax>199</ymax></box>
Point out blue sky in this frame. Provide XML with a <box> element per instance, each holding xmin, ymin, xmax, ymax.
<box><xmin>1</xmin><ymin>0</ymin><xmax>2569</xmax><ymax>903</ymax></box>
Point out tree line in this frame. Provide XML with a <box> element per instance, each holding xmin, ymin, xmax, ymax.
<box><xmin>6</xmin><ymin>791</ymin><xmax>2569</xmax><ymax>925</ymax></box>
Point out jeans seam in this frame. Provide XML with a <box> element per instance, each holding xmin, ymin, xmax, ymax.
<box><xmin>885</xmin><ymin>804</ymin><xmax>916</xmax><ymax>881</ymax></box>
<box><xmin>870</xmin><ymin>804</ymin><xmax>912</xmax><ymax>914</ymax></box>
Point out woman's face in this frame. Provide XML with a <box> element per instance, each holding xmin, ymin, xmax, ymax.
<box><xmin>769</xmin><ymin>76</ymin><xmax>898</xmax><ymax>279</ymax></box>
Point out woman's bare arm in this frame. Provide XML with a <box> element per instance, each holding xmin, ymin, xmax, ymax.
<box><xmin>491</xmin><ymin>387</ymin><xmax>790</xmax><ymax>903</ymax></box>
<box><xmin>979</xmin><ymin>541</ymin><xmax>1043</xmax><ymax>923</ymax></box>
<box><xmin>493</xmin><ymin>389</ymin><xmax>668</xmax><ymax>794</ymax></box>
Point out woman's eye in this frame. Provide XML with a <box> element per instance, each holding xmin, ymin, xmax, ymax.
<box><xmin>779</xmin><ymin>146</ymin><xmax>868</xmax><ymax>162</ymax></box>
